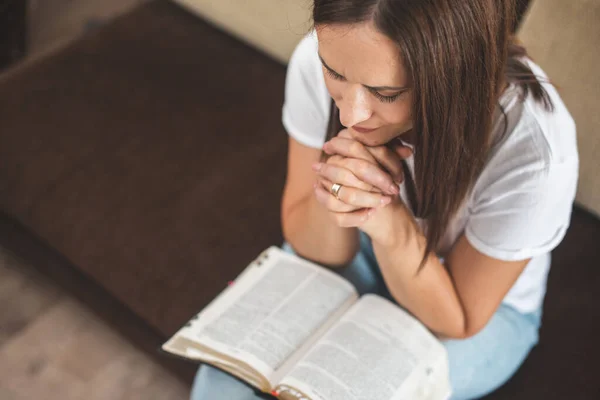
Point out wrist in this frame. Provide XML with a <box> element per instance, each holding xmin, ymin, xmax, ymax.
<box><xmin>370</xmin><ymin>200</ymin><xmax>423</xmax><ymax>251</ymax></box>
<box><xmin>371</xmin><ymin>204</ymin><xmax>429</xmax><ymax>278</ymax></box>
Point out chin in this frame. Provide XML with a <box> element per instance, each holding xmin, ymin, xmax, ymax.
<box><xmin>350</xmin><ymin>127</ymin><xmax>411</xmax><ymax>147</ymax></box>
<box><xmin>352</xmin><ymin>135</ymin><xmax>386</xmax><ymax>147</ymax></box>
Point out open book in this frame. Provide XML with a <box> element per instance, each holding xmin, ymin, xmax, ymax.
<box><xmin>162</xmin><ymin>247</ymin><xmax>451</xmax><ymax>400</ymax></box>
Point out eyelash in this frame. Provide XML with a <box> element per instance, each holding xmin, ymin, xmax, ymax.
<box><xmin>325</xmin><ymin>68</ymin><xmax>402</xmax><ymax>103</ymax></box>
<box><xmin>372</xmin><ymin>91</ymin><xmax>401</xmax><ymax>103</ymax></box>
<box><xmin>325</xmin><ymin>68</ymin><xmax>345</xmax><ymax>81</ymax></box>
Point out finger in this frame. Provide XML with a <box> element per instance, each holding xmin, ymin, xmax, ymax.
<box><xmin>325</xmin><ymin>154</ymin><xmax>345</xmax><ymax>164</ymax></box>
<box><xmin>331</xmin><ymin>208</ymin><xmax>375</xmax><ymax>228</ymax></box>
<box><xmin>342</xmin><ymin>158</ymin><xmax>400</xmax><ymax>196</ymax></box>
<box><xmin>320</xmin><ymin>178</ymin><xmax>392</xmax><ymax>209</ymax></box>
<box><xmin>367</xmin><ymin>146</ymin><xmax>404</xmax><ymax>184</ymax></box>
<box><xmin>314</xmin><ymin>183</ymin><xmax>361</xmax><ymax>213</ymax></box>
<box><xmin>323</xmin><ymin>137</ymin><xmax>377</xmax><ymax>164</ymax></box>
<box><xmin>336</xmin><ymin>129</ymin><xmax>353</xmax><ymax>140</ymax></box>
<box><xmin>313</xmin><ymin>163</ymin><xmax>376</xmax><ymax>192</ymax></box>
<box><xmin>393</xmin><ymin>144</ymin><xmax>413</xmax><ymax>159</ymax></box>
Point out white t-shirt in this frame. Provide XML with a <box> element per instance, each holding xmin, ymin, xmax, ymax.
<box><xmin>282</xmin><ymin>32</ymin><xmax>579</xmax><ymax>314</ymax></box>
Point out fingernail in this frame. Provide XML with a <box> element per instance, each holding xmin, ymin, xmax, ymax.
<box><xmin>312</xmin><ymin>163</ymin><xmax>322</xmax><ymax>172</ymax></box>
<box><xmin>389</xmin><ymin>184</ymin><xmax>399</xmax><ymax>195</ymax></box>
<box><xmin>380</xmin><ymin>196</ymin><xmax>391</xmax><ymax>206</ymax></box>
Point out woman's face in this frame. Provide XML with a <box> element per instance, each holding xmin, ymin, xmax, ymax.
<box><xmin>317</xmin><ymin>23</ymin><xmax>413</xmax><ymax>147</ymax></box>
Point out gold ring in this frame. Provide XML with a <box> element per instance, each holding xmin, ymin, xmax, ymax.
<box><xmin>330</xmin><ymin>183</ymin><xmax>342</xmax><ymax>199</ymax></box>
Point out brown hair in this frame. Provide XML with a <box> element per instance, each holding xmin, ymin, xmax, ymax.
<box><xmin>314</xmin><ymin>0</ymin><xmax>553</xmax><ymax>266</ymax></box>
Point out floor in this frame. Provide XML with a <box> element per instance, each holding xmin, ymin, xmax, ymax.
<box><xmin>0</xmin><ymin>249</ymin><xmax>190</xmax><ymax>400</ymax></box>
<box><xmin>1</xmin><ymin>1</ymin><xmax>190</xmax><ymax>399</ymax></box>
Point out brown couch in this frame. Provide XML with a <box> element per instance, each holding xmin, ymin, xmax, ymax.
<box><xmin>0</xmin><ymin>1</ymin><xmax>598</xmax><ymax>399</ymax></box>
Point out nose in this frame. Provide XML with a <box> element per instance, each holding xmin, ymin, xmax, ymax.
<box><xmin>338</xmin><ymin>85</ymin><xmax>373</xmax><ymax>128</ymax></box>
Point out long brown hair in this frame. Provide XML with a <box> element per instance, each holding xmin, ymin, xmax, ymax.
<box><xmin>314</xmin><ymin>0</ymin><xmax>553</xmax><ymax>265</ymax></box>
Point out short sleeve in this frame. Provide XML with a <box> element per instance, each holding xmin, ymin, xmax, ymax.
<box><xmin>282</xmin><ymin>32</ymin><xmax>331</xmax><ymax>149</ymax></box>
<box><xmin>465</xmin><ymin>122</ymin><xmax>578</xmax><ymax>261</ymax></box>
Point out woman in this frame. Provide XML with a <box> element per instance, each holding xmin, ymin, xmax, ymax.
<box><xmin>192</xmin><ymin>0</ymin><xmax>578</xmax><ymax>399</ymax></box>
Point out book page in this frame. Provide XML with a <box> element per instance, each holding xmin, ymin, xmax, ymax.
<box><xmin>161</xmin><ymin>335</ymin><xmax>271</xmax><ymax>391</ymax></box>
<box><xmin>277</xmin><ymin>295</ymin><xmax>450</xmax><ymax>400</ymax></box>
<box><xmin>162</xmin><ymin>247</ymin><xmax>358</xmax><ymax>385</ymax></box>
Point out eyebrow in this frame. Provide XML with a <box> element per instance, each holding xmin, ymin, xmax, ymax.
<box><xmin>318</xmin><ymin>54</ymin><xmax>408</xmax><ymax>92</ymax></box>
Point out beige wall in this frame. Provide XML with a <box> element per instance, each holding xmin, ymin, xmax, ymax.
<box><xmin>519</xmin><ymin>0</ymin><xmax>600</xmax><ymax>216</ymax></box>
<box><xmin>172</xmin><ymin>0</ymin><xmax>312</xmax><ymax>63</ymax></box>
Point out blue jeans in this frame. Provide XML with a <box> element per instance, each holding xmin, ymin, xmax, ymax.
<box><xmin>191</xmin><ymin>233</ymin><xmax>542</xmax><ymax>400</ymax></box>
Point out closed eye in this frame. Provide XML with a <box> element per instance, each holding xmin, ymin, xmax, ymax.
<box><xmin>368</xmin><ymin>88</ymin><xmax>404</xmax><ymax>103</ymax></box>
<box><xmin>324</xmin><ymin>67</ymin><xmax>345</xmax><ymax>81</ymax></box>
<box><xmin>320</xmin><ymin>54</ymin><xmax>406</xmax><ymax>103</ymax></box>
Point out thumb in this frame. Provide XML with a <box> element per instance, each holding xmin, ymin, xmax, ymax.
<box><xmin>337</xmin><ymin>128</ymin><xmax>352</xmax><ymax>139</ymax></box>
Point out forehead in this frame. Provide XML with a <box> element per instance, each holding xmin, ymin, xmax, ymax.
<box><xmin>316</xmin><ymin>23</ymin><xmax>406</xmax><ymax>85</ymax></box>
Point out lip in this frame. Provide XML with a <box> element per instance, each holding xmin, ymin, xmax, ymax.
<box><xmin>352</xmin><ymin>126</ymin><xmax>378</xmax><ymax>134</ymax></box>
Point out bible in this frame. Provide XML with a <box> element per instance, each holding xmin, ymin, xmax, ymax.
<box><xmin>161</xmin><ymin>246</ymin><xmax>451</xmax><ymax>400</ymax></box>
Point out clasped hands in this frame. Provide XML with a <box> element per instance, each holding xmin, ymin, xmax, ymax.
<box><xmin>312</xmin><ymin>129</ymin><xmax>413</xmax><ymax>243</ymax></box>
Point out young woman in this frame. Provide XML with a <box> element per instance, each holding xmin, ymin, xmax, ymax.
<box><xmin>191</xmin><ymin>1</ymin><xmax>578</xmax><ymax>399</ymax></box>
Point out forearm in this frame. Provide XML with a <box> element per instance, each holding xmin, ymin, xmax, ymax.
<box><xmin>371</xmin><ymin>204</ymin><xmax>467</xmax><ymax>338</ymax></box>
<box><xmin>282</xmin><ymin>193</ymin><xmax>360</xmax><ymax>266</ymax></box>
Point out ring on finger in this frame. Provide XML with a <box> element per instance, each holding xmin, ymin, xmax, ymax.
<box><xmin>330</xmin><ymin>183</ymin><xmax>343</xmax><ymax>200</ymax></box>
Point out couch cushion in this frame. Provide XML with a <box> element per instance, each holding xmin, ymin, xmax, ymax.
<box><xmin>483</xmin><ymin>207</ymin><xmax>600</xmax><ymax>399</ymax></box>
<box><xmin>0</xmin><ymin>0</ymin><xmax>288</xmax><ymax>335</ymax></box>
